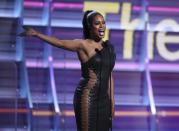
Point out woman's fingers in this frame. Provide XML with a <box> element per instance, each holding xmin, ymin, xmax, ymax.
<box><xmin>22</xmin><ymin>25</ymin><xmax>30</xmax><ymax>30</ymax></box>
<box><xmin>17</xmin><ymin>26</ymin><xmax>29</xmax><ymax>37</ymax></box>
<box><xmin>18</xmin><ymin>31</ymin><xmax>26</xmax><ymax>37</ymax></box>
<box><xmin>18</xmin><ymin>26</ymin><xmax>38</xmax><ymax>37</ymax></box>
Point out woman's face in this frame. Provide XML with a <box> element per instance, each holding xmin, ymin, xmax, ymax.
<box><xmin>90</xmin><ymin>14</ymin><xmax>106</xmax><ymax>41</ymax></box>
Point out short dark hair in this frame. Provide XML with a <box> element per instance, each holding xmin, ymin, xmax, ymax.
<box><xmin>82</xmin><ymin>10</ymin><xmax>102</xmax><ymax>39</ymax></box>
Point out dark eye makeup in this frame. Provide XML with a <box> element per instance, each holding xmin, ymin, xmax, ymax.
<box><xmin>94</xmin><ymin>20</ymin><xmax>105</xmax><ymax>25</ymax></box>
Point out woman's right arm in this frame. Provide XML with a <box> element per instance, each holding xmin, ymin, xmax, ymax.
<box><xmin>19</xmin><ymin>26</ymin><xmax>84</xmax><ymax>51</ymax></box>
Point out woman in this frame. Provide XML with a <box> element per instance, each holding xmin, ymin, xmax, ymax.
<box><xmin>20</xmin><ymin>10</ymin><xmax>116</xmax><ymax>131</ymax></box>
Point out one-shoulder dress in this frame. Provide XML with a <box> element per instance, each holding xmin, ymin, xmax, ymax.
<box><xmin>73</xmin><ymin>40</ymin><xmax>116</xmax><ymax>131</ymax></box>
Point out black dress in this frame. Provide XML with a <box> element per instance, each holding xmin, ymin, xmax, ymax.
<box><xmin>73</xmin><ymin>40</ymin><xmax>116</xmax><ymax>131</ymax></box>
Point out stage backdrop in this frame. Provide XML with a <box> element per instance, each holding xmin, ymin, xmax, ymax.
<box><xmin>0</xmin><ymin>0</ymin><xmax>179</xmax><ymax>131</ymax></box>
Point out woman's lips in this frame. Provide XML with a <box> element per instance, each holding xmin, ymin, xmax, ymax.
<box><xmin>99</xmin><ymin>30</ymin><xmax>105</xmax><ymax>36</ymax></box>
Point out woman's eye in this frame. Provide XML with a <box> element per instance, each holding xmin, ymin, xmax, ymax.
<box><xmin>94</xmin><ymin>21</ymin><xmax>105</xmax><ymax>25</ymax></box>
<box><xmin>95</xmin><ymin>22</ymin><xmax>100</xmax><ymax>25</ymax></box>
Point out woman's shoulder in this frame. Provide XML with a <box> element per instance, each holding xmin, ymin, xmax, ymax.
<box><xmin>73</xmin><ymin>39</ymin><xmax>93</xmax><ymax>52</ymax></box>
<box><xmin>104</xmin><ymin>40</ymin><xmax>114</xmax><ymax>48</ymax></box>
<box><xmin>74</xmin><ymin>39</ymin><xmax>92</xmax><ymax>44</ymax></box>
<box><xmin>73</xmin><ymin>39</ymin><xmax>88</xmax><ymax>48</ymax></box>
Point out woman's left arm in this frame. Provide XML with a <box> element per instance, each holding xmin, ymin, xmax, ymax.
<box><xmin>108</xmin><ymin>73</ymin><xmax>115</xmax><ymax>118</ymax></box>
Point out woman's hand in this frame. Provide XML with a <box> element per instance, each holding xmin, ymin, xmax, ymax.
<box><xmin>19</xmin><ymin>26</ymin><xmax>39</xmax><ymax>37</ymax></box>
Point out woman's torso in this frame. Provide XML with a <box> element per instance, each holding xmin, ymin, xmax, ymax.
<box><xmin>76</xmin><ymin>40</ymin><xmax>116</xmax><ymax>99</ymax></box>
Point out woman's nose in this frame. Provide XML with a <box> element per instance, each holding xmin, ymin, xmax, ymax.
<box><xmin>99</xmin><ymin>22</ymin><xmax>103</xmax><ymax>28</ymax></box>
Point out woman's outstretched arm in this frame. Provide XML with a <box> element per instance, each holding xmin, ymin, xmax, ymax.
<box><xmin>19</xmin><ymin>26</ymin><xmax>84</xmax><ymax>51</ymax></box>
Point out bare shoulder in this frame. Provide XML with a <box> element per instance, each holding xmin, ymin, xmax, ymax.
<box><xmin>81</xmin><ymin>39</ymin><xmax>93</xmax><ymax>47</ymax></box>
<box><xmin>67</xmin><ymin>39</ymin><xmax>85</xmax><ymax>51</ymax></box>
<box><xmin>73</xmin><ymin>39</ymin><xmax>91</xmax><ymax>49</ymax></box>
<box><xmin>73</xmin><ymin>39</ymin><xmax>90</xmax><ymax>44</ymax></box>
<box><xmin>73</xmin><ymin>39</ymin><xmax>84</xmax><ymax>43</ymax></box>
<box><xmin>73</xmin><ymin>39</ymin><xmax>85</xmax><ymax>46</ymax></box>
<box><xmin>75</xmin><ymin>39</ymin><xmax>92</xmax><ymax>62</ymax></box>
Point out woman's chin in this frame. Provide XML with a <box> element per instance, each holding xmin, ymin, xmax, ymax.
<box><xmin>100</xmin><ymin>35</ymin><xmax>105</xmax><ymax>39</ymax></box>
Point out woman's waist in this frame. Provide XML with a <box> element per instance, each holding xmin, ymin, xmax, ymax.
<box><xmin>76</xmin><ymin>78</ymin><xmax>108</xmax><ymax>94</ymax></box>
<box><xmin>80</xmin><ymin>76</ymin><xmax>109</xmax><ymax>83</ymax></box>
<box><xmin>78</xmin><ymin>77</ymin><xmax>107</xmax><ymax>88</ymax></box>
<box><xmin>75</xmin><ymin>87</ymin><xmax>109</xmax><ymax>100</ymax></box>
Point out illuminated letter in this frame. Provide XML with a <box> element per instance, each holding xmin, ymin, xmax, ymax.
<box><xmin>121</xmin><ymin>3</ymin><xmax>141</xmax><ymax>29</ymax></box>
<box><xmin>155</xmin><ymin>19</ymin><xmax>179</xmax><ymax>32</ymax></box>
<box><xmin>156</xmin><ymin>32</ymin><xmax>179</xmax><ymax>61</ymax></box>
<box><xmin>123</xmin><ymin>30</ymin><xmax>133</xmax><ymax>59</ymax></box>
<box><xmin>83</xmin><ymin>2</ymin><xmax>119</xmax><ymax>18</ymax></box>
<box><xmin>121</xmin><ymin>3</ymin><xmax>142</xmax><ymax>59</ymax></box>
<box><xmin>147</xmin><ymin>32</ymin><xmax>155</xmax><ymax>60</ymax></box>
